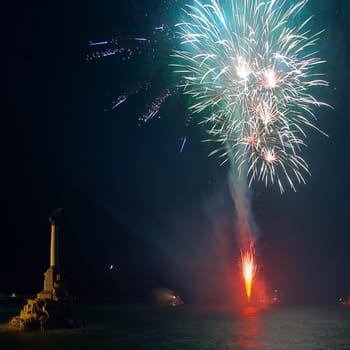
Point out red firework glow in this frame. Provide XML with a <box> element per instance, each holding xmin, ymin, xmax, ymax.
<box><xmin>241</xmin><ymin>242</ymin><xmax>256</xmax><ymax>300</ymax></box>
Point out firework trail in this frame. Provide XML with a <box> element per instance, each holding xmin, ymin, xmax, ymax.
<box><xmin>86</xmin><ymin>35</ymin><xmax>150</xmax><ymax>61</ymax></box>
<box><xmin>138</xmin><ymin>89</ymin><xmax>173</xmax><ymax>123</ymax></box>
<box><xmin>106</xmin><ymin>81</ymin><xmax>152</xmax><ymax>111</ymax></box>
<box><xmin>179</xmin><ymin>136</ymin><xmax>187</xmax><ymax>153</ymax></box>
<box><xmin>87</xmin><ymin>23</ymin><xmax>184</xmax><ymax>132</ymax></box>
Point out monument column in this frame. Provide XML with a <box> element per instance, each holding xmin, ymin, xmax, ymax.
<box><xmin>37</xmin><ymin>208</ymin><xmax>64</xmax><ymax>300</ymax></box>
<box><xmin>50</xmin><ymin>218</ymin><xmax>59</xmax><ymax>267</ymax></box>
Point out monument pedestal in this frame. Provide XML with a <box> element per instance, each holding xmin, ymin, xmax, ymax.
<box><xmin>36</xmin><ymin>266</ymin><xmax>69</xmax><ymax>300</ymax></box>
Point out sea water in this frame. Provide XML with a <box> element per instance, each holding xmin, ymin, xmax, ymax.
<box><xmin>1</xmin><ymin>302</ymin><xmax>349</xmax><ymax>350</ymax></box>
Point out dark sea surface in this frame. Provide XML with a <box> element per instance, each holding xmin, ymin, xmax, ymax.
<box><xmin>0</xmin><ymin>301</ymin><xmax>349</xmax><ymax>350</ymax></box>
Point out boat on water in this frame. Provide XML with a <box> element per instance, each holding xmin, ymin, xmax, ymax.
<box><xmin>339</xmin><ymin>296</ymin><xmax>350</xmax><ymax>307</ymax></box>
<box><xmin>151</xmin><ymin>288</ymin><xmax>184</xmax><ymax>306</ymax></box>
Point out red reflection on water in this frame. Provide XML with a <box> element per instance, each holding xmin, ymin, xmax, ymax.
<box><xmin>235</xmin><ymin>307</ymin><xmax>262</xmax><ymax>349</ymax></box>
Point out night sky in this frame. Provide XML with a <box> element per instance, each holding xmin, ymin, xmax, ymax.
<box><xmin>2</xmin><ymin>0</ymin><xmax>350</xmax><ymax>305</ymax></box>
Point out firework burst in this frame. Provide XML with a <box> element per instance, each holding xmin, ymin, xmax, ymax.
<box><xmin>172</xmin><ymin>0</ymin><xmax>330</xmax><ymax>192</ymax></box>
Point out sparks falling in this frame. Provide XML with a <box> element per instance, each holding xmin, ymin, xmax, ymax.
<box><xmin>241</xmin><ymin>243</ymin><xmax>256</xmax><ymax>300</ymax></box>
<box><xmin>173</xmin><ymin>0</ymin><xmax>330</xmax><ymax>192</ymax></box>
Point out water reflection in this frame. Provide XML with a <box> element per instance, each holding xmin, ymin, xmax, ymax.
<box><xmin>228</xmin><ymin>307</ymin><xmax>264</xmax><ymax>349</ymax></box>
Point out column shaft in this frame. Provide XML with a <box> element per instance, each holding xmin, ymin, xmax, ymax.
<box><xmin>50</xmin><ymin>224</ymin><xmax>59</xmax><ymax>267</ymax></box>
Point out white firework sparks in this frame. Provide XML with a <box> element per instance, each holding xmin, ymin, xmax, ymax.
<box><xmin>172</xmin><ymin>0</ymin><xmax>330</xmax><ymax>192</ymax></box>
